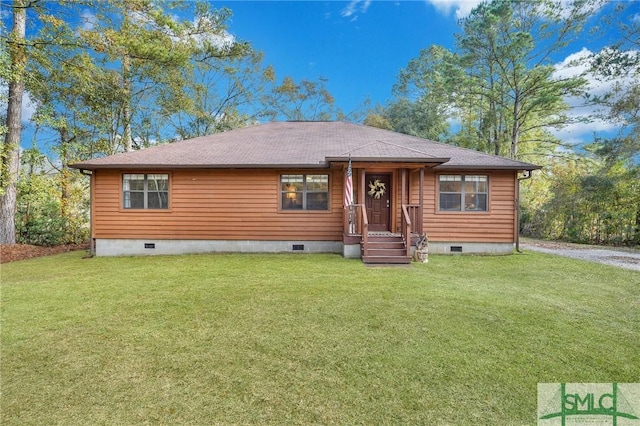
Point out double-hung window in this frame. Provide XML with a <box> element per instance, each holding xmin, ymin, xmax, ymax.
<box><xmin>439</xmin><ymin>175</ymin><xmax>488</xmax><ymax>212</ymax></box>
<box><xmin>281</xmin><ymin>174</ymin><xmax>329</xmax><ymax>210</ymax></box>
<box><xmin>123</xmin><ymin>173</ymin><xmax>169</xmax><ymax>209</ymax></box>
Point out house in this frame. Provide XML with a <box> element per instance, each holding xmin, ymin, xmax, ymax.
<box><xmin>70</xmin><ymin>121</ymin><xmax>540</xmax><ymax>263</ymax></box>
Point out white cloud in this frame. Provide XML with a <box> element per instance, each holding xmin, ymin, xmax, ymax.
<box><xmin>550</xmin><ymin>47</ymin><xmax>639</xmax><ymax>144</ymax></box>
<box><xmin>557</xmin><ymin>0</ymin><xmax>604</xmax><ymax>19</ymax></box>
<box><xmin>21</xmin><ymin>91</ymin><xmax>36</xmax><ymax>123</ymax></box>
<box><xmin>128</xmin><ymin>10</ymin><xmax>236</xmax><ymax>53</ymax></box>
<box><xmin>424</xmin><ymin>0</ymin><xmax>482</xmax><ymax>19</ymax></box>
<box><xmin>190</xmin><ymin>15</ymin><xmax>236</xmax><ymax>51</ymax></box>
<box><xmin>341</xmin><ymin>0</ymin><xmax>372</xmax><ymax>19</ymax></box>
<box><xmin>550</xmin><ymin>118</ymin><xmax>617</xmax><ymax>146</ymax></box>
<box><xmin>79</xmin><ymin>9</ymin><xmax>97</xmax><ymax>31</ymax></box>
<box><xmin>553</xmin><ymin>49</ymin><xmax>590</xmax><ymax>73</ymax></box>
<box><xmin>425</xmin><ymin>0</ymin><xmax>603</xmax><ymax>21</ymax></box>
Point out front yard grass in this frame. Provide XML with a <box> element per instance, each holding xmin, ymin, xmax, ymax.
<box><xmin>1</xmin><ymin>251</ymin><xmax>638</xmax><ymax>424</ymax></box>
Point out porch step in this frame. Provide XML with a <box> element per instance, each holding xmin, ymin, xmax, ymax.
<box><xmin>362</xmin><ymin>234</ymin><xmax>411</xmax><ymax>264</ymax></box>
<box><xmin>362</xmin><ymin>255</ymin><xmax>411</xmax><ymax>265</ymax></box>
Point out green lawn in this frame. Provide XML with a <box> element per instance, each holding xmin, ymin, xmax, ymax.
<box><xmin>1</xmin><ymin>251</ymin><xmax>638</xmax><ymax>425</ymax></box>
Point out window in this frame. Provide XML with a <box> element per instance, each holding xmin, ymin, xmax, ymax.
<box><xmin>123</xmin><ymin>173</ymin><xmax>169</xmax><ymax>209</ymax></box>
<box><xmin>439</xmin><ymin>175</ymin><xmax>488</xmax><ymax>212</ymax></box>
<box><xmin>281</xmin><ymin>174</ymin><xmax>329</xmax><ymax>210</ymax></box>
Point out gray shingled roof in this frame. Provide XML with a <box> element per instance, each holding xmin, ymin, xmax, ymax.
<box><xmin>70</xmin><ymin>121</ymin><xmax>540</xmax><ymax>171</ymax></box>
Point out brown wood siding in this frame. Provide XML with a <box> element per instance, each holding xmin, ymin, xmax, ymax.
<box><xmin>92</xmin><ymin>169</ymin><xmax>344</xmax><ymax>241</ymax></box>
<box><xmin>93</xmin><ymin>167</ymin><xmax>517</xmax><ymax>244</ymax></box>
<box><xmin>415</xmin><ymin>170</ymin><xmax>516</xmax><ymax>243</ymax></box>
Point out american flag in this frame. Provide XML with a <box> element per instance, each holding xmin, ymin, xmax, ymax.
<box><xmin>344</xmin><ymin>157</ymin><xmax>353</xmax><ymax>207</ymax></box>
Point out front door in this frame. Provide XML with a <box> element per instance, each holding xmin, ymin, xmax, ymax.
<box><xmin>365</xmin><ymin>173</ymin><xmax>391</xmax><ymax>232</ymax></box>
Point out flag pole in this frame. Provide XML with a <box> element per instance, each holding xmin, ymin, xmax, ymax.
<box><xmin>344</xmin><ymin>155</ymin><xmax>355</xmax><ymax>234</ymax></box>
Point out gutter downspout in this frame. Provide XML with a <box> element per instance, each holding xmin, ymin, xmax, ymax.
<box><xmin>516</xmin><ymin>170</ymin><xmax>533</xmax><ymax>253</ymax></box>
<box><xmin>79</xmin><ymin>169</ymin><xmax>95</xmax><ymax>257</ymax></box>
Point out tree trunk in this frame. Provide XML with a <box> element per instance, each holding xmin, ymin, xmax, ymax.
<box><xmin>635</xmin><ymin>202</ymin><xmax>640</xmax><ymax>246</ymax></box>
<box><xmin>511</xmin><ymin>96</ymin><xmax>520</xmax><ymax>160</ymax></box>
<box><xmin>122</xmin><ymin>53</ymin><xmax>133</xmax><ymax>152</ymax></box>
<box><xmin>0</xmin><ymin>2</ymin><xmax>26</xmax><ymax>244</ymax></box>
<box><xmin>59</xmin><ymin>129</ymin><xmax>70</xmax><ymax>231</ymax></box>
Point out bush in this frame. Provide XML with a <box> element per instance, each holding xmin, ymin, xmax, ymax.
<box><xmin>16</xmin><ymin>171</ymin><xmax>89</xmax><ymax>246</ymax></box>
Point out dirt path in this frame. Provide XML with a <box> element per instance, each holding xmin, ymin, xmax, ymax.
<box><xmin>521</xmin><ymin>240</ymin><xmax>640</xmax><ymax>271</ymax></box>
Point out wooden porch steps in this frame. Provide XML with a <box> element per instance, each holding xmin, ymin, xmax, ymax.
<box><xmin>362</xmin><ymin>234</ymin><xmax>411</xmax><ymax>264</ymax></box>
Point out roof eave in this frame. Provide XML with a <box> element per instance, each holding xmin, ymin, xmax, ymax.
<box><xmin>69</xmin><ymin>163</ymin><xmax>332</xmax><ymax>171</ymax></box>
<box><xmin>435</xmin><ymin>164</ymin><xmax>542</xmax><ymax>171</ymax></box>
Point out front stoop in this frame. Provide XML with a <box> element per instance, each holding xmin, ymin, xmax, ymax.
<box><xmin>362</xmin><ymin>234</ymin><xmax>411</xmax><ymax>264</ymax></box>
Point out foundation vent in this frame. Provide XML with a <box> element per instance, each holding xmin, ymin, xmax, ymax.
<box><xmin>144</xmin><ymin>243</ymin><xmax>156</xmax><ymax>249</ymax></box>
<box><xmin>292</xmin><ymin>244</ymin><xmax>305</xmax><ymax>251</ymax></box>
<box><xmin>450</xmin><ymin>246</ymin><xmax>463</xmax><ymax>253</ymax></box>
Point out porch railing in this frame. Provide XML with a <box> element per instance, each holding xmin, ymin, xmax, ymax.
<box><xmin>346</xmin><ymin>203</ymin><xmax>421</xmax><ymax>259</ymax></box>
<box><xmin>361</xmin><ymin>206</ymin><xmax>369</xmax><ymax>255</ymax></box>
<box><xmin>344</xmin><ymin>204</ymin><xmax>366</xmax><ymax>236</ymax></box>
<box><xmin>405</xmin><ymin>204</ymin><xmax>422</xmax><ymax>235</ymax></box>
<box><xmin>345</xmin><ymin>204</ymin><xmax>420</xmax><ymax>237</ymax></box>
<box><xmin>401</xmin><ymin>204</ymin><xmax>412</xmax><ymax>258</ymax></box>
<box><xmin>344</xmin><ymin>204</ymin><xmax>369</xmax><ymax>256</ymax></box>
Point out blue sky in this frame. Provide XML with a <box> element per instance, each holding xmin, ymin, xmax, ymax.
<box><xmin>211</xmin><ymin>0</ymin><xmax>639</xmax><ymax>145</ymax></box>
<box><xmin>213</xmin><ymin>1</ymin><xmax>461</xmax><ymax>115</ymax></box>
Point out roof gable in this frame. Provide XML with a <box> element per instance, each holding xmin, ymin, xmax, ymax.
<box><xmin>326</xmin><ymin>139</ymin><xmax>445</xmax><ymax>162</ymax></box>
<box><xmin>70</xmin><ymin>121</ymin><xmax>540</xmax><ymax>171</ymax></box>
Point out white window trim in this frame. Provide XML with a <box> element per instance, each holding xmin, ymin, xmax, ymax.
<box><xmin>123</xmin><ymin>173</ymin><xmax>169</xmax><ymax>210</ymax></box>
<box><xmin>438</xmin><ymin>174</ymin><xmax>489</xmax><ymax>212</ymax></box>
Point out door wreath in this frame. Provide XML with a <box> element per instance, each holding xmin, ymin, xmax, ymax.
<box><xmin>367</xmin><ymin>179</ymin><xmax>386</xmax><ymax>199</ymax></box>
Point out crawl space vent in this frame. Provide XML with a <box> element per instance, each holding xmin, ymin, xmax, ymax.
<box><xmin>144</xmin><ymin>243</ymin><xmax>156</xmax><ymax>249</ymax></box>
<box><xmin>292</xmin><ymin>244</ymin><xmax>305</xmax><ymax>251</ymax></box>
<box><xmin>450</xmin><ymin>246</ymin><xmax>463</xmax><ymax>253</ymax></box>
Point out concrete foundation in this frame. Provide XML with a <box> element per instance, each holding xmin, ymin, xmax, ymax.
<box><xmin>342</xmin><ymin>244</ymin><xmax>362</xmax><ymax>259</ymax></box>
<box><xmin>94</xmin><ymin>239</ymin><xmax>513</xmax><ymax>257</ymax></box>
<box><xmin>95</xmin><ymin>239</ymin><xmax>342</xmax><ymax>257</ymax></box>
<box><xmin>427</xmin><ymin>242</ymin><xmax>513</xmax><ymax>255</ymax></box>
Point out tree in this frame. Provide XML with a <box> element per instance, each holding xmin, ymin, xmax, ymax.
<box><xmin>16</xmin><ymin>146</ymin><xmax>89</xmax><ymax>245</ymax></box>
<box><xmin>262</xmin><ymin>75</ymin><xmax>341</xmax><ymax>121</ymax></box>
<box><xmin>16</xmin><ymin>1</ymin><xmax>259</xmax><ymax>247</ymax></box>
<box><xmin>2</xmin><ymin>0</ymin><xmax>108</xmax><ymax>244</ymax></box>
<box><xmin>390</xmin><ymin>45</ymin><xmax>458</xmax><ymax>140</ymax></box>
<box><xmin>457</xmin><ymin>0</ymin><xmax>596</xmax><ymax>159</ymax></box>
<box><xmin>363</xmin><ymin>109</ymin><xmax>393</xmax><ymax>130</ymax></box>
<box><xmin>389</xmin><ymin>98</ymin><xmax>452</xmax><ymax>141</ymax></box>
<box><xmin>69</xmin><ymin>1</ymin><xmax>259</xmax><ymax>150</ymax></box>
<box><xmin>390</xmin><ymin>0</ymin><xmax>595</xmax><ymax>161</ymax></box>
<box><xmin>588</xmin><ymin>5</ymin><xmax>640</xmax><ymax>244</ymax></box>
<box><xmin>77</xmin><ymin>1</ymin><xmax>195</xmax><ymax>153</ymax></box>
<box><xmin>166</xmin><ymin>28</ymin><xmax>265</xmax><ymax>139</ymax></box>
<box><xmin>1</xmin><ymin>0</ymin><xmax>26</xmax><ymax>244</ymax></box>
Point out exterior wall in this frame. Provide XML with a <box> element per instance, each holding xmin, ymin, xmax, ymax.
<box><xmin>91</xmin><ymin>167</ymin><xmax>518</xmax><ymax>257</ymax></box>
<box><xmin>92</xmin><ymin>168</ymin><xmax>344</xmax><ymax>242</ymax></box>
<box><xmin>412</xmin><ymin>169</ymin><xmax>517</xmax><ymax>244</ymax></box>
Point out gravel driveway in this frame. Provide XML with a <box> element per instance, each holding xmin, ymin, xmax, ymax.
<box><xmin>521</xmin><ymin>240</ymin><xmax>640</xmax><ymax>271</ymax></box>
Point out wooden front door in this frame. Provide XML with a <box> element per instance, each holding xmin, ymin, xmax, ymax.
<box><xmin>365</xmin><ymin>173</ymin><xmax>391</xmax><ymax>232</ymax></box>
